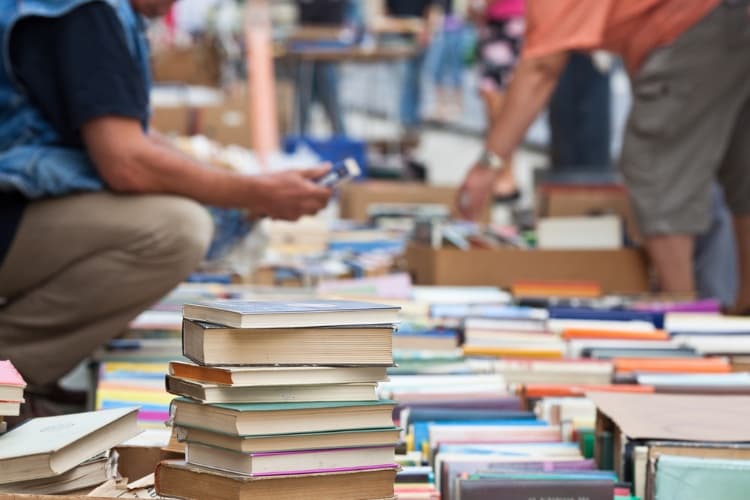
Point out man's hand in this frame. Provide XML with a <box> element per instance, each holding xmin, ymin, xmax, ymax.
<box><xmin>252</xmin><ymin>166</ymin><xmax>333</xmax><ymax>221</ymax></box>
<box><xmin>457</xmin><ymin>163</ymin><xmax>498</xmax><ymax>221</ymax></box>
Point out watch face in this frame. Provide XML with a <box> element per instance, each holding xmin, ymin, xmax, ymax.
<box><xmin>481</xmin><ymin>151</ymin><xmax>503</xmax><ymax>170</ymax></box>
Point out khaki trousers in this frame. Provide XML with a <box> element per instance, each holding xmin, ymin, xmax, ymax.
<box><xmin>0</xmin><ymin>192</ymin><xmax>213</xmax><ymax>386</ymax></box>
<box><xmin>621</xmin><ymin>0</ymin><xmax>750</xmax><ymax>235</ymax></box>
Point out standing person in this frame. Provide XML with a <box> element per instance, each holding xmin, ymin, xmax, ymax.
<box><xmin>470</xmin><ymin>0</ymin><xmax>525</xmax><ymax>200</ymax></box>
<box><xmin>428</xmin><ymin>0</ymin><xmax>466</xmax><ymax>123</ymax></box>
<box><xmin>0</xmin><ymin>0</ymin><xmax>332</xmax><ymax>421</ymax></box>
<box><xmin>457</xmin><ymin>0</ymin><xmax>750</xmax><ymax>310</ymax></box>
<box><xmin>384</xmin><ymin>0</ymin><xmax>442</xmax><ymax>139</ymax></box>
<box><xmin>547</xmin><ymin>52</ymin><xmax>613</xmax><ymax>170</ymax></box>
<box><xmin>294</xmin><ymin>0</ymin><xmax>348</xmax><ymax>135</ymax></box>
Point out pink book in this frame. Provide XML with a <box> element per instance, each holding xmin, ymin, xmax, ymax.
<box><xmin>0</xmin><ymin>360</ymin><xmax>26</xmax><ymax>388</ymax></box>
<box><xmin>0</xmin><ymin>360</ymin><xmax>26</xmax><ymax>403</ymax></box>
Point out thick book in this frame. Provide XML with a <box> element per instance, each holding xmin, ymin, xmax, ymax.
<box><xmin>458</xmin><ymin>477</ymin><xmax>614</xmax><ymax>500</ymax></box>
<box><xmin>0</xmin><ymin>360</ymin><xmax>26</xmax><ymax>402</ymax></box>
<box><xmin>613</xmin><ymin>357</ymin><xmax>731</xmax><ymax>374</ymax></box>
<box><xmin>172</xmin><ymin>398</ymin><xmax>396</xmax><ymax>436</ymax></box>
<box><xmin>155</xmin><ymin>460</ymin><xmax>397</xmax><ymax>500</ymax></box>
<box><xmin>0</xmin><ymin>401</ymin><xmax>21</xmax><ymax>417</ymax></box>
<box><xmin>494</xmin><ymin>359</ymin><xmax>614</xmax><ymax>386</ymax></box>
<box><xmin>186</xmin><ymin>442</ymin><xmax>395</xmax><ymax>476</ymax></box>
<box><xmin>182</xmin><ymin>300</ymin><xmax>400</xmax><ymax>329</ymax></box>
<box><xmin>0</xmin><ymin>452</ymin><xmax>115</xmax><ymax>494</ymax></box>
<box><xmin>537</xmin><ymin>215</ymin><xmax>623</xmax><ymax>250</ymax></box>
<box><xmin>548</xmin><ymin>307</ymin><xmax>664</xmax><ymax>328</ymax></box>
<box><xmin>166</xmin><ymin>375</ymin><xmax>378</xmax><ymax>404</ymax></box>
<box><xmin>392</xmin><ymin>396</ymin><xmax>522</xmax><ymax>423</ymax></box>
<box><xmin>562</xmin><ymin>328</ymin><xmax>670</xmax><ymax>341</ymax></box>
<box><xmin>182</xmin><ymin>320</ymin><xmax>394</xmax><ymax>366</ymax></box>
<box><xmin>0</xmin><ymin>407</ymin><xmax>139</xmax><ymax>484</ymax></box>
<box><xmin>589</xmin><ymin>392</ymin><xmax>750</xmax><ymax>442</ymax></box>
<box><xmin>441</xmin><ymin>458</ymin><xmax>596</xmax><ymax>500</ymax></box>
<box><xmin>176</xmin><ymin>426</ymin><xmax>401</xmax><ymax>453</ymax></box>
<box><xmin>654</xmin><ymin>455</ymin><xmax>750</xmax><ymax>500</ymax></box>
<box><xmin>169</xmin><ymin>362</ymin><xmax>387</xmax><ymax>386</ymax></box>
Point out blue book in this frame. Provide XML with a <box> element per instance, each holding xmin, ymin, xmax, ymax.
<box><xmin>547</xmin><ymin>307</ymin><xmax>665</xmax><ymax>328</ymax></box>
<box><xmin>405</xmin><ymin>409</ymin><xmax>535</xmax><ymax>429</ymax></box>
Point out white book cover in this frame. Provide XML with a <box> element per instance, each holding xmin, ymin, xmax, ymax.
<box><xmin>537</xmin><ymin>215</ymin><xmax>622</xmax><ymax>250</ymax></box>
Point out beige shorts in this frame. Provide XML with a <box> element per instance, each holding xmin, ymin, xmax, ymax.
<box><xmin>620</xmin><ymin>0</ymin><xmax>750</xmax><ymax>235</ymax></box>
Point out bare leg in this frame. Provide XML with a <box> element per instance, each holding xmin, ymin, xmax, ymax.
<box><xmin>646</xmin><ymin>234</ymin><xmax>695</xmax><ymax>294</ymax></box>
<box><xmin>480</xmin><ymin>88</ymin><xmax>517</xmax><ymax>197</ymax></box>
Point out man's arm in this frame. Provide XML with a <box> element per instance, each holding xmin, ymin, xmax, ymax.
<box><xmin>457</xmin><ymin>52</ymin><xmax>569</xmax><ymax>219</ymax></box>
<box><xmin>83</xmin><ymin>117</ymin><xmax>332</xmax><ymax>221</ymax></box>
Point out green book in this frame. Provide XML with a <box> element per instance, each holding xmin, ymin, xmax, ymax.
<box><xmin>655</xmin><ymin>455</ymin><xmax>750</xmax><ymax>500</ymax></box>
<box><xmin>579</xmin><ymin>428</ymin><xmax>596</xmax><ymax>459</ymax></box>
<box><xmin>172</xmin><ymin>398</ymin><xmax>397</xmax><ymax>436</ymax></box>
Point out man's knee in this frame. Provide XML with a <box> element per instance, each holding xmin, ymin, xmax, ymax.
<box><xmin>151</xmin><ymin>196</ymin><xmax>214</xmax><ymax>273</ymax></box>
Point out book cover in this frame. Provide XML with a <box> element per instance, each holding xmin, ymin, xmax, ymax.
<box><xmin>458</xmin><ymin>478</ymin><xmax>614</xmax><ymax>500</ymax></box>
<box><xmin>654</xmin><ymin>455</ymin><xmax>750</xmax><ymax>500</ymax></box>
<box><xmin>588</xmin><ymin>392</ymin><xmax>750</xmax><ymax>442</ymax></box>
<box><xmin>182</xmin><ymin>300</ymin><xmax>400</xmax><ymax>328</ymax></box>
<box><xmin>155</xmin><ymin>460</ymin><xmax>398</xmax><ymax>500</ymax></box>
<box><xmin>174</xmin><ymin>397</ymin><xmax>396</xmax><ymax>413</ymax></box>
<box><xmin>0</xmin><ymin>361</ymin><xmax>26</xmax><ymax>388</ymax></box>
<box><xmin>0</xmin><ymin>407</ymin><xmax>139</xmax><ymax>483</ymax></box>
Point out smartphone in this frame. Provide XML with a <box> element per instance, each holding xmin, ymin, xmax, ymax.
<box><xmin>316</xmin><ymin>158</ymin><xmax>361</xmax><ymax>187</ymax></box>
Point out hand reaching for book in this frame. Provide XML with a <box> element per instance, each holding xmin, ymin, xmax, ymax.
<box><xmin>251</xmin><ymin>167</ymin><xmax>333</xmax><ymax>221</ymax></box>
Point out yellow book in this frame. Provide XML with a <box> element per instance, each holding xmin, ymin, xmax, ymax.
<box><xmin>462</xmin><ymin>346</ymin><xmax>564</xmax><ymax>359</ymax></box>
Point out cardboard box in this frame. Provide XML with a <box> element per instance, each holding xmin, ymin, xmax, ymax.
<box><xmin>339</xmin><ymin>181</ymin><xmax>490</xmax><ymax>223</ymax></box>
<box><xmin>115</xmin><ymin>445</ymin><xmax>183</xmax><ymax>483</ymax></box>
<box><xmin>150</xmin><ymin>106</ymin><xmax>191</xmax><ymax>135</ymax></box>
<box><xmin>537</xmin><ymin>185</ymin><xmax>642</xmax><ymax>244</ymax></box>
<box><xmin>405</xmin><ymin>244</ymin><xmax>650</xmax><ymax>294</ymax></box>
<box><xmin>151</xmin><ymin>41</ymin><xmax>220</xmax><ymax>87</ymax></box>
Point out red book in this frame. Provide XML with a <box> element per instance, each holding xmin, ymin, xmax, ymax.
<box><xmin>521</xmin><ymin>384</ymin><xmax>654</xmax><ymax>399</ymax></box>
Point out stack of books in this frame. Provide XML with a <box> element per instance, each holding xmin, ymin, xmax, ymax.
<box><xmin>0</xmin><ymin>407</ymin><xmax>139</xmax><ymax>494</ymax></box>
<box><xmin>0</xmin><ymin>360</ymin><xmax>25</xmax><ymax>433</ymax></box>
<box><xmin>157</xmin><ymin>299</ymin><xmax>403</xmax><ymax>500</ymax></box>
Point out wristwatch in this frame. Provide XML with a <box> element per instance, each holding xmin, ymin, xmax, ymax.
<box><xmin>477</xmin><ymin>149</ymin><xmax>505</xmax><ymax>171</ymax></box>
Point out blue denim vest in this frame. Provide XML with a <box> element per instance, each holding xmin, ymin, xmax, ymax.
<box><xmin>0</xmin><ymin>0</ymin><xmax>151</xmax><ymax>198</ymax></box>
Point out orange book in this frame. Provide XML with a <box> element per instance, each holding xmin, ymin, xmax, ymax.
<box><xmin>562</xmin><ymin>329</ymin><xmax>670</xmax><ymax>341</ymax></box>
<box><xmin>511</xmin><ymin>281</ymin><xmax>602</xmax><ymax>299</ymax></box>
<box><xmin>462</xmin><ymin>346</ymin><xmax>564</xmax><ymax>359</ymax></box>
<box><xmin>521</xmin><ymin>384</ymin><xmax>655</xmax><ymax>399</ymax></box>
<box><xmin>614</xmin><ymin>357</ymin><xmax>731</xmax><ymax>374</ymax></box>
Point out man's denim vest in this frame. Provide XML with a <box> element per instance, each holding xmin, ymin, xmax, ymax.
<box><xmin>0</xmin><ymin>0</ymin><xmax>151</xmax><ymax>198</ymax></box>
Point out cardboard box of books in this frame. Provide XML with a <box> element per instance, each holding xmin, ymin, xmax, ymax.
<box><xmin>339</xmin><ymin>181</ymin><xmax>491</xmax><ymax>223</ymax></box>
<box><xmin>405</xmin><ymin>243</ymin><xmax>650</xmax><ymax>294</ymax></box>
<box><xmin>536</xmin><ymin>184</ymin><xmax>642</xmax><ymax>244</ymax></box>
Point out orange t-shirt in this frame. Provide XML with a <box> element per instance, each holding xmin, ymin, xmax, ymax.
<box><xmin>523</xmin><ymin>0</ymin><xmax>722</xmax><ymax>74</ymax></box>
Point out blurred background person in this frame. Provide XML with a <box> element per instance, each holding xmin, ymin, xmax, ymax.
<box><xmin>294</xmin><ymin>0</ymin><xmax>349</xmax><ymax>135</ymax></box>
<box><xmin>427</xmin><ymin>0</ymin><xmax>467</xmax><ymax>123</ymax></box>
<box><xmin>469</xmin><ymin>0</ymin><xmax>525</xmax><ymax>201</ymax></box>
<box><xmin>382</xmin><ymin>0</ymin><xmax>442</xmax><ymax>141</ymax></box>
<box><xmin>548</xmin><ymin>52</ymin><xmax>613</xmax><ymax>171</ymax></box>
<box><xmin>457</xmin><ymin>0</ymin><xmax>750</xmax><ymax>309</ymax></box>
